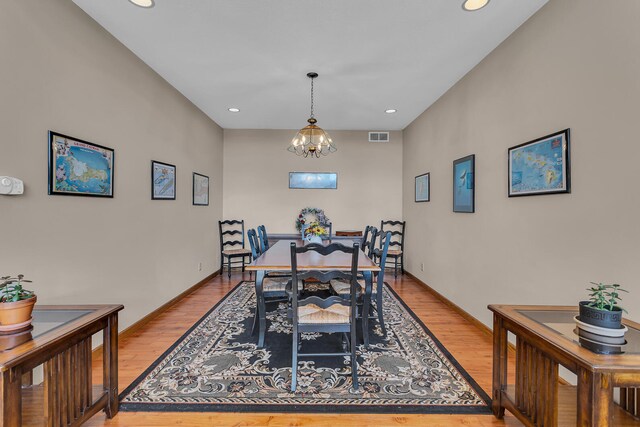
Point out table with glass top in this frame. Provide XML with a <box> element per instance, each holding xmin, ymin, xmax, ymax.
<box><xmin>0</xmin><ymin>304</ymin><xmax>123</xmax><ymax>427</ymax></box>
<box><xmin>489</xmin><ymin>305</ymin><xmax>640</xmax><ymax>427</ymax></box>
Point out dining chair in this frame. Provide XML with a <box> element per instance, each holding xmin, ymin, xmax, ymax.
<box><xmin>289</xmin><ymin>242</ymin><xmax>360</xmax><ymax>391</ymax></box>
<box><xmin>247</xmin><ymin>229</ymin><xmax>296</xmax><ymax>335</ymax></box>
<box><xmin>218</xmin><ymin>220</ymin><xmax>252</xmax><ymax>279</ymax></box>
<box><xmin>257</xmin><ymin>224</ymin><xmax>269</xmax><ymax>252</ymax></box>
<box><xmin>330</xmin><ymin>231</ymin><xmax>391</xmax><ymax>338</ymax></box>
<box><xmin>377</xmin><ymin>220</ymin><xmax>406</xmax><ymax>278</ymax></box>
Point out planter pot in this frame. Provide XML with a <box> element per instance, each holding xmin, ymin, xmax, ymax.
<box><xmin>0</xmin><ymin>296</ymin><xmax>36</xmax><ymax>331</ymax></box>
<box><xmin>579</xmin><ymin>301</ymin><xmax>622</xmax><ymax>329</ymax></box>
<box><xmin>305</xmin><ymin>234</ymin><xmax>323</xmax><ymax>245</ymax></box>
<box><xmin>0</xmin><ymin>327</ymin><xmax>33</xmax><ymax>352</ymax></box>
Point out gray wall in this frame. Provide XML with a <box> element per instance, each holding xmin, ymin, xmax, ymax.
<box><xmin>0</xmin><ymin>0</ymin><xmax>224</xmax><ymax>331</ymax></box>
<box><xmin>402</xmin><ymin>0</ymin><xmax>640</xmax><ymax>326</ymax></box>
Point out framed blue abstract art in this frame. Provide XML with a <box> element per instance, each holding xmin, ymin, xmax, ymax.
<box><xmin>508</xmin><ymin>129</ymin><xmax>571</xmax><ymax>197</ymax></box>
<box><xmin>453</xmin><ymin>155</ymin><xmax>475</xmax><ymax>213</ymax></box>
<box><xmin>289</xmin><ymin>172</ymin><xmax>337</xmax><ymax>189</ymax></box>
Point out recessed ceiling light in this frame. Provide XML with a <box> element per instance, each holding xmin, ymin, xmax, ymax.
<box><xmin>462</xmin><ymin>0</ymin><xmax>489</xmax><ymax>11</ymax></box>
<box><xmin>385</xmin><ymin>109</ymin><xmax>397</xmax><ymax>114</ymax></box>
<box><xmin>128</xmin><ymin>0</ymin><xmax>155</xmax><ymax>8</ymax></box>
<box><xmin>228</xmin><ymin>108</ymin><xmax>240</xmax><ymax>113</ymax></box>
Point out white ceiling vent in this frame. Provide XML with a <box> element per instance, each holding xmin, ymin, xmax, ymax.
<box><xmin>368</xmin><ymin>132</ymin><xmax>390</xmax><ymax>143</ymax></box>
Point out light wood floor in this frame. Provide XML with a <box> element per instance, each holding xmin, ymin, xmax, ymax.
<box><xmin>85</xmin><ymin>272</ymin><xmax>523</xmax><ymax>426</ymax></box>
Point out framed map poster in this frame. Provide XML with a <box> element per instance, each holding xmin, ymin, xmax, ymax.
<box><xmin>508</xmin><ymin>129</ymin><xmax>571</xmax><ymax>197</ymax></box>
<box><xmin>151</xmin><ymin>160</ymin><xmax>176</xmax><ymax>200</ymax></box>
<box><xmin>415</xmin><ymin>173</ymin><xmax>430</xmax><ymax>202</ymax></box>
<box><xmin>192</xmin><ymin>172</ymin><xmax>209</xmax><ymax>206</ymax></box>
<box><xmin>48</xmin><ymin>131</ymin><xmax>114</xmax><ymax>197</ymax></box>
<box><xmin>453</xmin><ymin>155</ymin><xmax>475</xmax><ymax>213</ymax></box>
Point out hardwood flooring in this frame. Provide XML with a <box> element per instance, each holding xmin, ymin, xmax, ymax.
<box><xmin>83</xmin><ymin>272</ymin><xmax>523</xmax><ymax>426</ymax></box>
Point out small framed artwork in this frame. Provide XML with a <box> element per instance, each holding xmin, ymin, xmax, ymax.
<box><xmin>192</xmin><ymin>172</ymin><xmax>209</xmax><ymax>206</ymax></box>
<box><xmin>508</xmin><ymin>129</ymin><xmax>571</xmax><ymax>197</ymax></box>
<box><xmin>453</xmin><ymin>155</ymin><xmax>475</xmax><ymax>213</ymax></box>
<box><xmin>151</xmin><ymin>160</ymin><xmax>176</xmax><ymax>200</ymax></box>
<box><xmin>289</xmin><ymin>172</ymin><xmax>338</xmax><ymax>189</ymax></box>
<box><xmin>415</xmin><ymin>173</ymin><xmax>430</xmax><ymax>202</ymax></box>
<box><xmin>48</xmin><ymin>131</ymin><xmax>114</xmax><ymax>197</ymax></box>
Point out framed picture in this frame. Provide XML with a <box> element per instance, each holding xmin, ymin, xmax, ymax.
<box><xmin>192</xmin><ymin>172</ymin><xmax>209</xmax><ymax>206</ymax></box>
<box><xmin>48</xmin><ymin>131</ymin><xmax>114</xmax><ymax>197</ymax></box>
<box><xmin>453</xmin><ymin>155</ymin><xmax>475</xmax><ymax>213</ymax></box>
<box><xmin>289</xmin><ymin>172</ymin><xmax>338</xmax><ymax>189</ymax></box>
<box><xmin>415</xmin><ymin>173</ymin><xmax>430</xmax><ymax>202</ymax></box>
<box><xmin>151</xmin><ymin>160</ymin><xmax>176</xmax><ymax>200</ymax></box>
<box><xmin>508</xmin><ymin>129</ymin><xmax>571</xmax><ymax>197</ymax></box>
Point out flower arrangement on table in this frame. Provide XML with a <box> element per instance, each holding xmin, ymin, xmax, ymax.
<box><xmin>295</xmin><ymin>207</ymin><xmax>330</xmax><ymax>233</ymax></box>
<box><xmin>305</xmin><ymin>221</ymin><xmax>328</xmax><ymax>237</ymax></box>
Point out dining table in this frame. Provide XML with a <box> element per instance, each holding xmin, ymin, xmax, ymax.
<box><xmin>245</xmin><ymin>239</ymin><xmax>380</xmax><ymax>348</ymax></box>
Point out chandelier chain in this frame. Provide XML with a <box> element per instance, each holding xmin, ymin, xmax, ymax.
<box><xmin>310</xmin><ymin>76</ymin><xmax>315</xmax><ymax>119</ymax></box>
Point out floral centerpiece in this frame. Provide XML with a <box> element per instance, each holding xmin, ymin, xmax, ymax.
<box><xmin>295</xmin><ymin>207</ymin><xmax>330</xmax><ymax>233</ymax></box>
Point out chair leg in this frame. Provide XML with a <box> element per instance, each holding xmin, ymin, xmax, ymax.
<box><xmin>351</xmin><ymin>320</ymin><xmax>358</xmax><ymax>390</ymax></box>
<box><xmin>219</xmin><ymin>253</ymin><xmax>223</xmax><ymax>274</ymax></box>
<box><xmin>251</xmin><ymin>303</ymin><xmax>258</xmax><ymax>336</ymax></box>
<box><xmin>401</xmin><ymin>254</ymin><xmax>404</xmax><ymax>275</ymax></box>
<box><xmin>291</xmin><ymin>328</ymin><xmax>298</xmax><ymax>392</ymax></box>
<box><xmin>394</xmin><ymin>256</ymin><xmax>398</xmax><ymax>278</ymax></box>
<box><xmin>377</xmin><ymin>291</ymin><xmax>386</xmax><ymax>336</ymax></box>
<box><xmin>227</xmin><ymin>257</ymin><xmax>232</xmax><ymax>279</ymax></box>
<box><xmin>242</xmin><ymin>256</ymin><xmax>246</xmax><ymax>272</ymax></box>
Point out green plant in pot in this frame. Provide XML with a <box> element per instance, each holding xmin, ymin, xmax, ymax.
<box><xmin>579</xmin><ymin>282</ymin><xmax>627</xmax><ymax>329</ymax></box>
<box><xmin>0</xmin><ymin>274</ymin><xmax>37</xmax><ymax>331</ymax></box>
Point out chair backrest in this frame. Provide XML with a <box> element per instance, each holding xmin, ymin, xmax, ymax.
<box><xmin>363</xmin><ymin>226</ymin><xmax>378</xmax><ymax>257</ymax></box>
<box><xmin>289</xmin><ymin>242</ymin><xmax>360</xmax><ymax>322</ymax></box>
<box><xmin>257</xmin><ymin>225</ymin><xmax>269</xmax><ymax>252</ymax></box>
<box><xmin>327</xmin><ymin>222</ymin><xmax>333</xmax><ymax>239</ymax></box>
<box><xmin>360</xmin><ymin>225</ymin><xmax>371</xmax><ymax>251</ymax></box>
<box><xmin>380</xmin><ymin>220</ymin><xmax>405</xmax><ymax>251</ymax></box>
<box><xmin>218</xmin><ymin>220</ymin><xmax>245</xmax><ymax>251</ymax></box>
<box><xmin>374</xmin><ymin>231</ymin><xmax>392</xmax><ymax>291</ymax></box>
<box><xmin>247</xmin><ymin>228</ymin><xmax>261</xmax><ymax>260</ymax></box>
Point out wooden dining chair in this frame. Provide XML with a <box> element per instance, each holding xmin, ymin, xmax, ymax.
<box><xmin>257</xmin><ymin>225</ymin><xmax>270</xmax><ymax>252</ymax></box>
<box><xmin>376</xmin><ymin>220</ymin><xmax>406</xmax><ymax>278</ymax></box>
<box><xmin>330</xmin><ymin>231</ymin><xmax>391</xmax><ymax>338</ymax></box>
<box><xmin>218</xmin><ymin>220</ymin><xmax>252</xmax><ymax>279</ymax></box>
<box><xmin>247</xmin><ymin>229</ymin><xmax>295</xmax><ymax>335</ymax></box>
<box><xmin>289</xmin><ymin>242</ymin><xmax>360</xmax><ymax>392</ymax></box>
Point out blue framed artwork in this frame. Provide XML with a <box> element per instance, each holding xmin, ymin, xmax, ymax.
<box><xmin>289</xmin><ymin>172</ymin><xmax>337</xmax><ymax>189</ymax></box>
<box><xmin>48</xmin><ymin>131</ymin><xmax>114</xmax><ymax>198</ymax></box>
<box><xmin>151</xmin><ymin>160</ymin><xmax>176</xmax><ymax>200</ymax></box>
<box><xmin>508</xmin><ymin>129</ymin><xmax>571</xmax><ymax>197</ymax></box>
<box><xmin>453</xmin><ymin>155</ymin><xmax>475</xmax><ymax>213</ymax></box>
<box><xmin>415</xmin><ymin>172</ymin><xmax>430</xmax><ymax>202</ymax></box>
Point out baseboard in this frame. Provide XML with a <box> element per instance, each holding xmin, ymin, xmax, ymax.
<box><xmin>406</xmin><ymin>271</ymin><xmax>570</xmax><ymax>386</ymax></box>
<box><xmin>405</xmin><ymin>271</ymin><xmax>494</xmax><ymax>339</ymax></box>
<box><xmin>92</xmin><ymin>269</ymin><xmax>220</xmax><ymax>359</ymax></box>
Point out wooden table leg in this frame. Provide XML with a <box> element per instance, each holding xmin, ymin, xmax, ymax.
<box><xmin>492</xmin><ymin>313</ymin><xmax>507</xmax><ymax>419</ymax></box>
<box><xmin>103</xmin><ymin>313</ymin><xmax>119</xmax><ymax>418</ymax></box>
<box><xmin>255</xmin><ymin>270</ymin><xmax>267</xmax><ymax>348</ymax></box>
<box><xmin>577</xmin><ymin>368</ymin><xmax>612</xmax><ymax>426</ymax></box>
<box><xmin>0</xmin><ymin>367</ymin><xmax>22</xmax><ymax>427</ymax></box>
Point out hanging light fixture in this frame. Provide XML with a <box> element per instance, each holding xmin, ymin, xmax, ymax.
<box><xmin>288</xmin><ymin>72</ymin><xmax>337</xmax><ymax>158</ymax></box>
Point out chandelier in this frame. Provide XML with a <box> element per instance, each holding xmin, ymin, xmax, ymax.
<box><xmin>288</xmin><ymin>72</ymin><xmax>337</xmax><ymax>158</ymax></box>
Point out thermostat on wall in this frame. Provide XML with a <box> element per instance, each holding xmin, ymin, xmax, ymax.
<box><xmin>0</xmin><ymin>177</ymin><xmax>24</xmax><ymax>195</ymax></box>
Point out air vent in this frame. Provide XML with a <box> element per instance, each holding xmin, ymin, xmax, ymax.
<box><xmin>368</xmin><ymin>132</ymin><xmax>390</xmax><ymax>143</ymax></box>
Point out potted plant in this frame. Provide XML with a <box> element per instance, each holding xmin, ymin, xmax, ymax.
<box><xmin>0</xmin><ymin>274</ymin><xmax>36</xmax><ymax>331</ymax></box>
<box><xmin>579</xmin><ymin>282</ymin><xmax>627</xmax><ymax>329</ymax></box>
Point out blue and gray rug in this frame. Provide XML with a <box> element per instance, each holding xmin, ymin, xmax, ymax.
<box><xmin>119</xmin><ymin>281</ymin><xmax>490</xmax><ymax>414</ymax></box>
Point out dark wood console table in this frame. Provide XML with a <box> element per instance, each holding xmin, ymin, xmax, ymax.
<box><xmin>0</xmin><ymin>304</ymin><xmax>123</xmax><ymax>426</ymax></box>
<box><xmin>489</xmin><ymin>305</ymin><xmax>640</xmax><ymax>426</ymax></box>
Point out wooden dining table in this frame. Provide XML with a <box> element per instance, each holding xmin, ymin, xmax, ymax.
<box><xmin>246</xmin><ymin>239</ymin><xmax>380</xmax><ymax>348</ymax></box>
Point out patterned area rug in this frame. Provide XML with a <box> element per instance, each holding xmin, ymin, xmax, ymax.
<box><xmin>119</xmin><ymin>282</ymin><xmax>491</xmax><ymax>414</ymax></box>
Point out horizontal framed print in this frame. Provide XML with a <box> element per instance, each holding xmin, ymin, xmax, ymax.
<box><xmin>508</xmin><ymin>129</ymin><xmax>571</xmax><ymax>197</ymax></box>
<box><xmin>192</xmin><ymin>172</ymin><xmax>209</xmax><ymax>206</ymax></box>
<box><xmin>151</xmin><ymin>160</ymin><xmax>176</xmax><ymax>200</ymax></box>
<box><xmin>415</xmin><ymin>173</ymin><xmax>430</xmax><ymax>202</ymax></box>
<box><xmin>289</xmin><ymin>172</ymin><xmax>337</xmax><ymax>189</ymax></box>
<box><xmin>453</xmin><ymin>154</ymin><xmax>475</xmax><ymax>213</ymax></box>
<box><xmin>48</xmin><ymin>131</ymin><xmax>114</xmax><ymax>197</ymax></box>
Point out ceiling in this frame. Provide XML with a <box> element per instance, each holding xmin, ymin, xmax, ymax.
<box><xmin>72</xmin><ymin>0</ymin><xmax>548</xmax><ymax>131</ymax></box>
